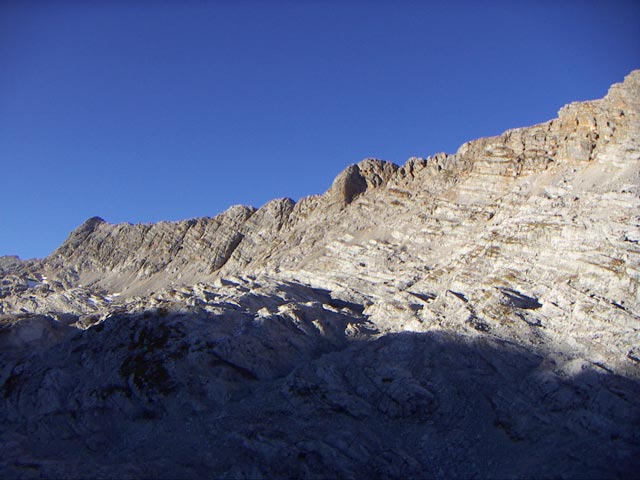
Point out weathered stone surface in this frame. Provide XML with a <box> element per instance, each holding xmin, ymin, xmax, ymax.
<box><xmin>326</xmin><ymin>158</ymin><xmax>399</xmax><ymax>207</ymax></box>
<box><xmin>0</xmin><ymin>255</ymin><xmax>23</xmax><ymax>272</ymax></box>
<box><xmin>1</xmin><ymin>70</ymin><xmax>639</xmax><ymax>478</ymax></box>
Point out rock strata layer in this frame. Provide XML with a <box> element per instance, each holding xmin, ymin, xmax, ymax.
<box><xmin>1</xmin><ymin>71</ymin><xmax>639</xmax><ymax>479</ymax></box>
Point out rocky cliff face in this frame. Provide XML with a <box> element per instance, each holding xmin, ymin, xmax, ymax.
<box><xmin>1</xmin><ymin>71</ymin><xmax>639</xmax><ymax>479</ymax></box>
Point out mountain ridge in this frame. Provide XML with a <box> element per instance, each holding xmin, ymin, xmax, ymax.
<box><xmin>0</xmin><ymin>70</ymin><xmax>639</xmax><ymax>479</ymax></box>
<box><xmin>45</xmin><ymin>69</ymin><xmax>640</xmax><ymax>273</ymax></box>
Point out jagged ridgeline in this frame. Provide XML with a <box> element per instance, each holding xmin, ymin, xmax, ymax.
<box><xmin>1</xmin><ymin>71</ymin><xmax>639</xmax><ymax>478</ymax></box>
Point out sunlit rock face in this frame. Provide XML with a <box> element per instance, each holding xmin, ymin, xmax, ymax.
<box><xmin>1</xmin><ymin>71</ymin><xmax>639</xmax><ymax>479</ymax></box>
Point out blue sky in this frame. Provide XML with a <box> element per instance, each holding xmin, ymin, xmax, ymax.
<box><xmin>1</xmin><ymin>1</ymin><xmax>639</xmax><ymax>259</ymax></box>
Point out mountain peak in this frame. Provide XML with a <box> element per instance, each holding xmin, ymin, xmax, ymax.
<box><xmin>81</xmin><ymin>216</ymin><xmax>106</xmax><ymax>229</ymax></box>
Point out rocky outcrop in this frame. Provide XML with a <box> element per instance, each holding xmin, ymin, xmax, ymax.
<box><xmin>1</xmin><ymin>70</ymin><xmax>639</xmax><ymax>478</ymax></box>
<box><xmin>0</xmin><ymin>255</ymin><xmax>23</xmax><ymax>272</ymax></box>
<box><xmin>326</xmin><ymin>158</ymin><xmax>399</xmax><ymax>206</ymax></box>
<box><xmin>42</xmin><ymin>205</ymin><xmax>257</xmax><ymax>294</ymax></box>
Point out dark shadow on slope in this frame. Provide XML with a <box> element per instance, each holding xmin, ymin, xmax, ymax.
<box><xmin>499</xmin><ymin>287</ymin><xmax>543</xmax><ymax>310</ymax></box>
<box><xmin>0</xmin><ymin>308</ymin><xmax>638</xmax><ymax>479</ymax></box>
<box><xmin>254</xmin><ymin>280</ymin><xmax>368</xmax><ymax>315</ymax></box>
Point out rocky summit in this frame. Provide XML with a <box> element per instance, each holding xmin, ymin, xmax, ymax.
<box><xmin>1</xmin><ymin>71</ymin><xmax>639</xmax><ymax>479</ymax></box>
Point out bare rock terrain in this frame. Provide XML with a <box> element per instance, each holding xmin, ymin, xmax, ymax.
<box><xmin>1</xmin><ymin>71</ymin><xmax>639</xmax><ymax>478</ymax></box>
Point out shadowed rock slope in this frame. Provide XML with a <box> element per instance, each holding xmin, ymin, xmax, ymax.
<box><xmin>1</xmin><ymin>71</ymin><xmax>639</xmax><ymax>478</ymax></box>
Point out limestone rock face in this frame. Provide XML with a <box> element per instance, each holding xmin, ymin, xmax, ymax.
<box><xmin>327</xmin><ymin>158</ymin><xmax>399</xmax><ymax>207</ymax></box>
<box><xmin>1</xmin><ymin>71</ymin><xmax>639</xmax><ymax>478</ymax></box>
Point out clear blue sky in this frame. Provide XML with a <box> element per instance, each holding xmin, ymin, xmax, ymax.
<box><xmin>1</xmin><ymin>1</ymin><xmax>639</xmax><ymax>259</ymax></box>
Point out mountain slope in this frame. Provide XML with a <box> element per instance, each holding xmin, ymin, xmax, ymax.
<box><xmin>0</xmin><ymin>70</ymin><xmax>639</xmax><ymax>478</ymax></box>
